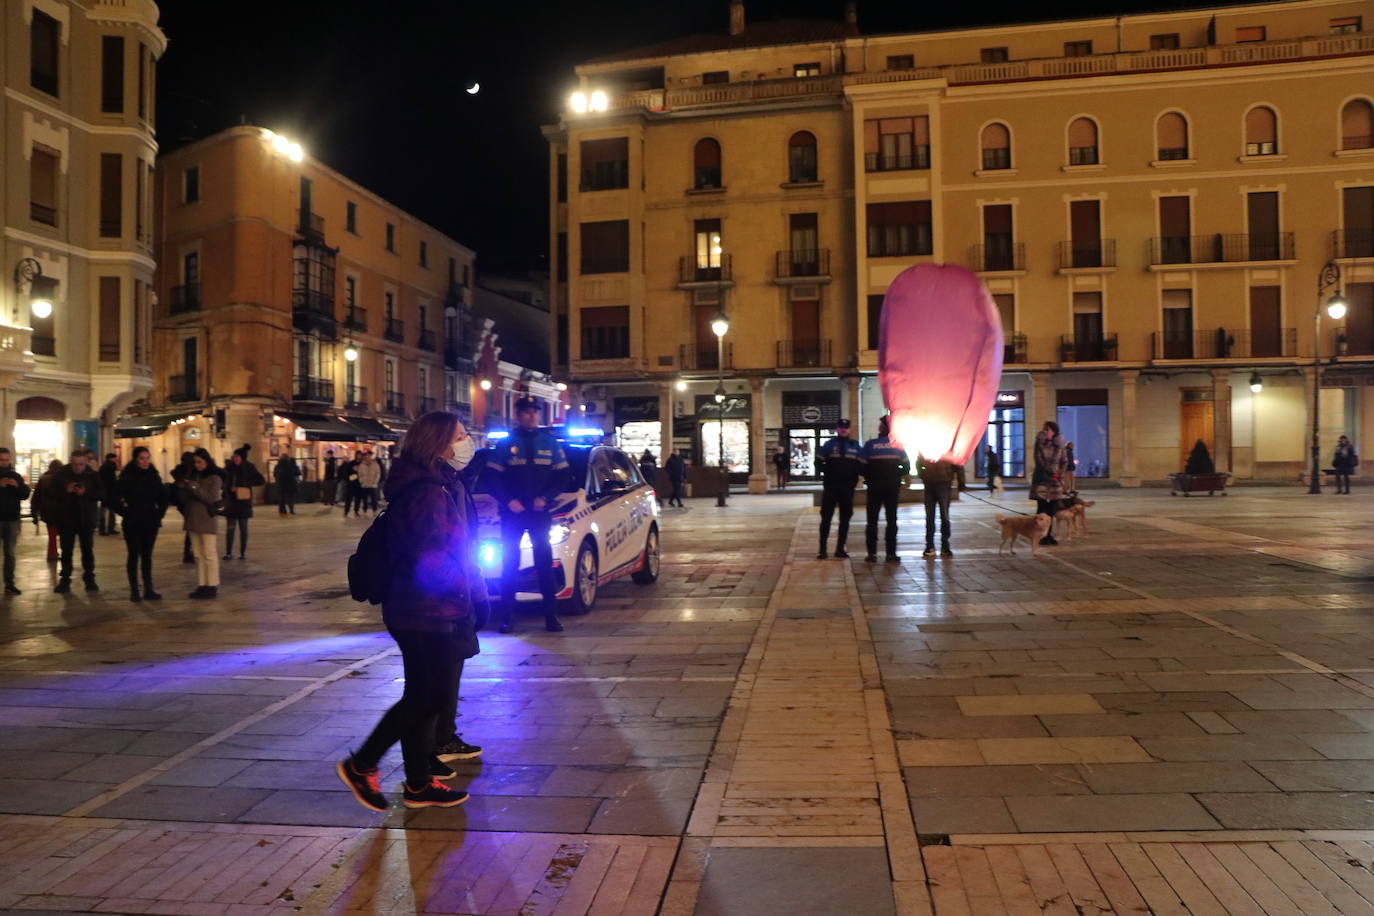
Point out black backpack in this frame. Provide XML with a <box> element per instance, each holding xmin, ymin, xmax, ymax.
<box><xmin>346</xmin><ymin>479</ymin><xmax>440</xmax><ymax>605</ymax></box>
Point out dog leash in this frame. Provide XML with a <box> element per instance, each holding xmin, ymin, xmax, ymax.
<box><xmin>956</xmin><ymin>488</ymin><xmax>1035</xmax><ymax>516</ymax></box>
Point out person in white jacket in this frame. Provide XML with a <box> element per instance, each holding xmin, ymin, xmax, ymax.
<box><xmin>355</xmin><ymin>451</ymin><xmax>382</xmax><ymax>515</ymax></box>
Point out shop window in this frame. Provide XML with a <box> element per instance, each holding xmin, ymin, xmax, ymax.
<box><xmin>978</xmin><ymin>393</ymin><xmax>1025</xmax><ymax>479</ymax></box>
<box><xmin>1056</xmin><ymin>389</ymin><xmax>1109</xmax><ymax>478</ymax></box>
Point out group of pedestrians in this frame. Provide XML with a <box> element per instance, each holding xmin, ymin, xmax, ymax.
<box><xmin>337</xmin><ymin>450</ymin><xmax>384</xmax><ymax>517</ymax></box>
<box><xmin>638</xmin><ymin>448</ymin><xmax>687</xmax><ymax>508</ymax></box>
<box><xmin>815</xmin><ymin>416</ymin><xmax>915</xmax><ymax>563</ymax></box>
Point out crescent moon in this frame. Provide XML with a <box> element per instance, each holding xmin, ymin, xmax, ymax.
<box><xmin>466</xmin><ymin>82</ymin><xmax>480</xmax><ymax>95</ymax></box>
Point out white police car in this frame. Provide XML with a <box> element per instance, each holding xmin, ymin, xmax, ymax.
<box><xmin>469</xmin><ymin>432</ymin><xmax>661</xmax><ymax>614</ymax></box>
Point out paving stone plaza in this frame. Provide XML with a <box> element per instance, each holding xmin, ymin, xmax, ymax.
<box><xmin>2</xmin><ymin>486</ymin><xmax>1374</xmax><ymax>914</ymax></box>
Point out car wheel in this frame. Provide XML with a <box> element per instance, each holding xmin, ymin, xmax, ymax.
<box><xmin>631</xmin><ymin>525</ymin><xmax>660</xmax><ymax>584</ymax></box>
<box><xmin>562</xmin><ymin>538</ymin><xmax>598</xmax><ymax>615</ymax></box>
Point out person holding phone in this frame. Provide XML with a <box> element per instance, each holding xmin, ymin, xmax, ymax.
<box><xmin>52</xmin><ymin>449</ymin><xmax>104</xmax><ymax>593</ymax></box>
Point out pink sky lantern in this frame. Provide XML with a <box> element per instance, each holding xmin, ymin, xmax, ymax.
<box><xmin>878</xmin><ymin>263</ymin><xmax>1004</xmax><ymax>465</ymax></box>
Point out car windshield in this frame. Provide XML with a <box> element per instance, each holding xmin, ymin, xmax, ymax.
<box><xmin>469</xmin><ymin>443</ymin><xmax>590</xmax><ymax>496</ymax></box>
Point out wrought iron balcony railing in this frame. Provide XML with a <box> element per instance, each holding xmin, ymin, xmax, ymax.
<box><xmin>345</xmin><ymin>385</ymin><xmax>368</xmax><ymax>408</ymax></box>
<box><xmin>1003</xmin><ymin>332</ymin><xmax>1028</xmax><ymax>365</ymax></box>
<box><xmin>292</xmin><ymin>377</ymin><xmax>335</xmax><ymax>403</ymax></box>
<box><xmin>678</xmin><ymin>254</ymin><xmax>732</xmax><ymax>284</ymax></box>
<box><xmin>384</xmin><ymin>317</ymin><xmax>405</xmax><ymax>342</ymax></box>
<box><xmin>777</xmin><ymin>339</ymin><xmax>832</xmax><ymax>369</ymax></box>
<box><xmin>383</xmin><ymin>391</ymin><xmax>406</xmax><ymax>414</ymax></box>
<box><xmin>170</xmin><ymin>283</ymin><xmax>200</xmax><ymax>315</ymax></box>
<box><xmin>679</xmin><ymin>342</ymin><xmax>733</xmax><ymax>371</ymax></box>
<box><xmin>342</xmin><ymin>306</ymin><xmax>367</xmax><ymax>332</ymax></box>
<box><xmin>1059</xmin><ymin>332</ymin><xmax>1118</xmax><ymax>363</ymax></box>
<box><xmin>1332</xmin><ymin>228</ymin><xmax>1374</xmax><ymax>260</ymax></box>
<box><xmin>972</xmin><ymin>241</ymin><xmax>1025</xmax><ymax>272</ymax></box>
<box><xmin>863</xmin><ymin>147</ymin><xmax>931</xmax><ymax>172</ymax></box>
<box><xmin>168</xmin><ymin>374</ymin><xmax>199</xmax><ymax>402</ymax></box>
<box><xmin>417</xmin><ymin>328</ymin><xmax>437</xmax><ymax>351</ymax></box>
<box><xmin>775</xmin><ymin>249</ymin><xmax>829</xmax><ymax>279</ymax></box>
<box><xmin>1153</xmin><ymin>328</ymin><xmax>1297</xmax><ymax>360</ymax></box>
<box><xmin>1058</xmin><ymin>239</ymin><xmax>1116</xmax><ymax>269</ymax></box>
<box><xmin>1149</xmin><ymin>232</ymin><xmax>1295</xmax><ymax>265</ymax></box>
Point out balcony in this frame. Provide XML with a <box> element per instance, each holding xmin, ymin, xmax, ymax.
<box><xmin>292</xmin><ymin>288</ymin><xmax>336</xmax><ymax>338</ymax></box>
<box><xmin>31</xmin><ymin>335</ymin><xmax>55</xmax><ymax>358</ymax></box>
<box><xmin>444</xmin><ymin>341</ymin><xmax>473</xmax><ymax>373</ymax></box>
<box><xmin>1333</xmin><ymin>228</ymin><xmax>1374</xmax><ymax>260</ymax></box>
<box><xmin>170</xmin><ymin>283</ymin><xmax>200</xmax><ymax>315</ymax></box>
<box><xmin>293</xmin><ymin>377</ymin><xmax>335</xmax><ymax>403</ymax></box>
<box><xmin>774</xmin><ymin>249</ymin><xmax>830</xmax><ymax>282</ymax></box>
<box><xmin>777</xmin><ymin>339</ymin><xmax>832</xmax><ymax>369</ymax></box>
<box><xmin>1003</xmin><ymin>332</ymin><xmax>1028</xmax><ymax>365</ymax></box>
<box><xmin>679</xmin><ymin>342</ymin><xmax>733</xmax><ymax>371</ymax></box>
<box><xmin>1058</xmin><ymin>239</ymin><xmax>1116</xmax><ymax>270</ymax></box>
<box><xmin>972</xmin><ymin>242</ymin><xmax>1026</xmax><ymax>272</ymax></box>
<box><xmin>1333</xmin><ymin>327</ymin><xmax>1374</xmax><ymax>357</ymax></box>
<box><xmin>1059</xmin><ymin>332</ymin><xmax>1118</xmax><ymax>363</ymax></box>
<box><xmin>417</xmin><ymin>328</ymin><xmax>437</xmax><ymax>351</ymax></box>
<box><xmin>446</xmin><ymin>281</ymin><xmax>468</xmax><ymax>305</ymax></box>
<box><xmin>298</xmin><ymin>212</ymin><xmax>325</xmax><ymax>239</ymax></box>
<box><xmin>417</xmin><ymin>396</ymin><xmax>437</xmax><ymax>414</ymax></box>
<box><xmin>1149</xmin><ymin>233</ymin><xmax>1295</xmax><ymax>266</ymax></box>
<box><xmin>864</xmin><ymin>148</ymin><xmax>930</xmax><ymax>172</ymax></box>
<box><xmin>692</xmin><ymin>166</ymin><xmax>722</xmax><ymax>190</ymax></box>
<box><xmin>383</xmin><ymin>391</ymin><xmax>406</xmax><ymax>415</ymax></box>
<box><xmin>1153</xmin><ymin>328</ymin><xmax>1298</xmax><ymax>360</ymax></box>
<box><xmin>384</xmin><ymin>317</ymin><xmax>405</xmax><ymax>343</ymax></box>
<box><xmin>678</xmin><ymin>254</ymin><xmax>733</xmax><ymax>287</ymax></box>
<box><xmin>345</xmin><ymin>385</ymin><xmax>368</xmax><ymax>409</ymax></box>
<box><xmin>167</xmin><ymin>374</ymin><xmax>199</xmax><ymax>402</ymax></box>
<box><xmin>342</xmin><ymin>306</ymin><xmax>367</xmax><ymax>332</ymax></box>
<box><xmin>30</xmin><ymin>202</ymin><xmax>56</xmax><ymax>226</ymax></box>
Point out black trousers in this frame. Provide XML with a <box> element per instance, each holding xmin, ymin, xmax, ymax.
<box><xmin>58</xmin><ymin>527</ymin><xmax>96</xmax><ymax>581</ymax></box>
<box><xmin>819</xmin><ymin>483</ymin><xmax>855</xmax><ymax>551</ymax></box>
<box><xmin>1035</xmin><ymin>498</ymin><xmax>1057</xmax><ymax>536</ymax></box>
<box><xmin>1335</xmin><ymin>472</ymin><xmax>1352</xmax><ymax>493</ymax></box>
<box><xmin>924</xmin><ymin>482</ymin><xmax>952</xmax><ymax>549</ymax></box>
<box><xmin>99</xmin><ymin>504</ymin><xmax>119</xmax><ymax>535</ymax></box>
<box><xmin>278</xmin><ymin>487</ymin><xmax>297</xmax><ymax>514</ymax></box>
<box><xmin>341</xmin><ymin>483</ymin><xmax>357</xmax><ymax>514</ymax></box>
<box><xmin>354</xmin><ymin>626</ymin><xmax>458</xmax><ymax>787</ymax></box>
<box><xmin>865</xmin><ymin>485</ymin><xmax>900</xmax><ymax>556</ymax></box>
<box><xmin>500</xmin><ymin>511</ymin><xmax>557</xmax><ymax>620</ymax></box>
<box><xmin>225</xmin><ymin>517</ymin><xmax>249</xmax><ymax>555</ymax></box>
<box><xmin>123</xmin><ymin>523</ymin><xmax>158</xmax><ymax>587</ymax></box>
<box><xmin>667</xmin><ymin>480</ymin><xmax>684</xmax><ymax>507</ymax></box>
<box><xmin>359</xmin><ymin>487</ymin><xmax>379</xmax><ymax>513</ymax></box>
<box><xmin>435</xmin><ymin>657</ymin><xmax>467</xmax><ymax>745</ymax></box>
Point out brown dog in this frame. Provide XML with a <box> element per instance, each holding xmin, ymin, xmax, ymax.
<box><xmin>1054</xmin><ymin>494</ymin><xmax>1096</xmax><ymax>540</ymax></box>
<box><xmin>996</xmin><ymin>512</ymin><xmax>1052</xmax><ymax>556</ymax></box>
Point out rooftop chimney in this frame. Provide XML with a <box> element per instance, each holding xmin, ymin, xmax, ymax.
<box><xmin>729</xmin><ymin>0</ymin><xmax>745</xmax><ymax>36</ymax></box>
<box><xmin>845</xmin><ymin>2</ymin><xmax>858</xmax><ymax>26</ymax></box>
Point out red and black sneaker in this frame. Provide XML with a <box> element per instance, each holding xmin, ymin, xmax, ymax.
<box><xmin>402</xmin><ymin>778</ymin><xmax>469</xmax><ymax>809</ymax></box>
<box><xmin>336</xmin><ymin>757</ymin><xmax>388</xmax><ymax>812</ymax></box>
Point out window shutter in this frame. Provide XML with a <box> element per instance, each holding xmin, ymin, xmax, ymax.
<box><xmin>981</xmin><ymin>123</ymin><xmax>1010</xmax><ymax>150</ymax></box>
<box><xmin>1341</xmin><ymin>100</ymin><xmax>1372</xmax><ymax>141</ymax></box>
<box><xmin>1245</xmin><ymin>107</ymin><xmax>1276</xmax><ymax>144</ymax></box>
<box><xmin>1157</xmin><ymin>113</ymin><xmax>1187</xmax><ymax>150</ymax></box>
<box><xmin>1068</xmin><ymin>118</ymin><xmax>1096</xmax><ymax>148</ymax></box>
<box><xmin>694</xmin><ymin>138</ymin><xmax>720</xmax><ymax>168</ymax></box>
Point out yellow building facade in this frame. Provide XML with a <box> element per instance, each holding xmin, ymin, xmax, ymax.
<box><xmin>549</xmin><ymin>0</ymin><xmax>1374</xmax><ymax>489</ymax></box>
<box><xmin>127</xmin><ymin>127</ymin><xmax>477</xmax><ymax>481</ymax></box>
<box><xmin>1</xmin><ymin>0</ymin><xmax>164</xmax><ymax>483</ymax></box>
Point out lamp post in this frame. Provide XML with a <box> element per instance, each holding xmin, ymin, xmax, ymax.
<box><xmin>1309</xmin><ymin>260</ymin><xmax>1347</xmax><ymax>495</ymax></box>
<box><xmin>13</xmin><ymin>257</ymin><xmax>52</xmax><ymax>324</ymax></box>
<box><xmin>712</xmin><ymin>311</ymin><xmax>730</xmax><ymax>507</ymax></box>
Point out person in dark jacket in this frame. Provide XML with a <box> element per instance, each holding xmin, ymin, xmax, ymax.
<box><xmin>34</xmin><ymin>458</ymin><xmax>63</xmax><ymax>562</ymax></box>
<box><xmin>321</xmin><ymin>450</ymin><xmax>338</xmax><ymax>506</ymax></box>
<box><xmin>985</xmin><ymin>445</ymin><xmax>1000</xmax><ymax>492</ymax></box>
<box><xmin>1333</xmin><ymin>435</ymin><xmax>1359</xmax><ymax>494</ymax></box>
<box><xmin>52</xmin><ymin>449</ymin><xmax>104</xmax><ymax>593</ymax></box>
<box><xmin>0</xmin><ymin>448</ymin><xmax>32</xmax><ymax>595</ymax></box>
<box><xmin>274</xmin><ymin>455</ymin><xmax>301</xmax><ymax>516</ymax></box>
<box><xmin>115</xmin><ymin>446</ymin><xmax>168</xmax><ymax>602</ymax></box>
<box><xmin>1030</xmin><ymin>421</ymin><xmax>1068</xmax><ymax>546</ymax></box>
<box><xmin>337</xmin><ymin>411</ymin><xmax>481</xmax><ymax>812</ymax></box>
<box><xmin>338</xmin><ymin>451</ymin><xmax>360</xmax><ymax>517</ymax></box>
<box><xmin>773</xmin><ymin>446</ymin><xmax>789</xmax><ymax>490</ymax></box>
<box><xmin>170</xmin><ymin>451</ymin><xmax>196</xmax><ymax>563</ymax></box>
<box><xmin>860</xmin><ymin>416</ymin><xmax>910</xmax><ymax>564</ymax></box>
<box><xmin>97</xmin><ymin>453</ymin><xmax>120</xmax><ymax>535</ymax></box>
<box><xmin>816</xmin><ymin>419</ymin><xmax>863</xmax><ymax>559</ymax></box>
<box><xmin>486</xmin><ymin>397</ymin><xmax>569</xmax><ymax>633</ymax></box>
<box><xmin>664</xmin><ymin>449</ymin><xmax>687</xmax><ymax>508</ymax></box>
<box><xmin>917</xmin><ymin>455</ymin><xmax>956</xmax><ymax>559</ymax></box>
<box><xmin>222</xmin><ymin>447</ymin><xmax>266</xmax><ymax>560</ymax></box>
<box><xmin>639</xmin><ymin>450</ymin><xmax>658</xmax><ymax>488</ymax></box>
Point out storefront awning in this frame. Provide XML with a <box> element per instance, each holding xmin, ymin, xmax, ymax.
<box><xmin>114</xmin><ymin>413</ymin><xmax>195</xmax><ymax>438</ymax></box>
<box><xmin>339</xmin><ymin>415</ymin><xmax>400</xmax><ymax>441</ymax></box>
<box><xmin>274</xmin><ymin>412</ymin><xmax>367</xmax><ymax>442</ymax></box>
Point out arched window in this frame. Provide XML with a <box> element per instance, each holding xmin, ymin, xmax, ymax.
<box><xmin>1068</xmin><ymin>117</ymin><xmax>1098</xmax><ymax>165</ymax></box>
<box><xmin>980</xmin><ymin>122</ymin><xmax>1011</xmax><ymax>170</ymax></box>
<box><xmin>1341</xmin><ymin>99</ymin><xmax>1374</xmax><ymax>150</ymax></box>
<box><xmin>693</xmin><ymin>138</ymin><xmax>721</xmax><ymax>189</ymax></box>
<box><xmin>788</xmin><ymin>131</ymin><xmax>818</xmax><ymax>182</ymax></box>
<box><xmin>1156</xmin><ymin>112</ymin><xmax>1189</xmax><ymax>160</ymax></box>
<box><xmin>1245</xmin><ymin>106</ymin><xmax>1278</xmax><ymax>156</ymax></box>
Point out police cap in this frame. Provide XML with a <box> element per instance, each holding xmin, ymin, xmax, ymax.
<box><xmin>514</xmin><ymin>396</ymin><xmax>540</xmax><ymax>413</ymax></box>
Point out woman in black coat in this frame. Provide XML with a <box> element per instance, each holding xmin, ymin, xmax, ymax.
<box><xmin>274</xmin><ymin>455</ymin><xmax>301</xmax><ymax>516</ymax></box>
<box><xmin>222</xmin><ymin>447</ymin><xmax>265</xmax><ymax>560</ymax></box>
<box><xmin>115</xmin><ymin>446</ymin><xmax>169</xmax><ymax>601</ymax></box>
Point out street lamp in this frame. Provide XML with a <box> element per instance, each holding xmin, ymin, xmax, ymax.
<box><xmin>712</xmin><ymin>311</ymin><xmax>730</xmax><ymax>507</ymax></box>
<box><xmin>343</xmin><ymin>343</ymin><xmax>359</xmax><ymax>362</ymax></box>
<box><xmin>1309</xmin><ymin>260</ymin><xmax>1347</xmax><ymax>494</ymax></box>
<box><xmin>13</xmin><ymin>257</ymin><xmax>52</xmax><ymax>323</ymax></box>
<box><xmin>1249</xmin><ymin>372</ymin><xmax>1263</xmax><ymax>394</ymax></box>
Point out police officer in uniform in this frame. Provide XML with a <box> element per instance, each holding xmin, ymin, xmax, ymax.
<box><xmin>816</xmin><ymin>418</ymin><xmax>862</xmax><ymax>559</ymax></box>
<box><xmin>860</xmin><ymin>415</ymin><xmax>911</xmax><ymax>564</ymax></box>
<box><xmin>486</xmin><ymin>397</ymin><xmax>570</xmax><ymax>633</ymax></box>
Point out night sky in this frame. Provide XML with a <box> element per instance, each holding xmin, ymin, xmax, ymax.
<box><xmin>155</xmin><ymin>0</ymin><xmax>1248</xmax><ymax>275</ymax></box>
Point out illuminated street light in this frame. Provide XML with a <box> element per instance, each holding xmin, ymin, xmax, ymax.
<box><xmin>344</xmin><ymin>344</ymin><xmax>358</xmax><ymax>362</ymax></box>
<box><xmin>590</xmin><ymin>90</ymin><xmax>609</xmax><ymax>111</ymax></box>
<box><xmin>1327</xmin><ymin>294</ymin><xmax>1348</xmax><ymax>321</ymax></box>
<box><xmin>555</xmin><ymin>381</ymin><xmax>568</xmax><ymax>391</ymax></box>
<box><xmin>479</xmin><ymin>379</ymin><xmax>492</xmax><ymax>391</ymax></box>
<box><xmin>711</xmin><ymin>314</ymin><xmax>729</xmax><ymax>338</ymax></box>
<box><xmin>265</xmin><ymin>129</ymin><xmax>305</xmax><ymax>162</ymax></box>
<box><xmin>31</xmin><ymin>298</ymin><xmax>52</xmax><ymax>318</ymax></box>
<box><xmin>675</xmin><ymin>379</ymin><xmax>687</xmax><ymax>392</ymax></box>
<box><xmin>1249</xmin><ymin>372</ymin><xmax>1263</xmax><ymax>393</ymax></box>
<box><xmin>570</xmin><ymin>92</ymin><xmax>588</xmax><ymax>113</ymax></box>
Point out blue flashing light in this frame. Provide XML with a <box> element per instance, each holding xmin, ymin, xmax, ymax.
<box><xmin>567</xmin><ymin>427</ymin><xmax>604</xmax><ymax>438</ymax></box>
<box><xmin>486</xmin><ymin>430</ymin><xmax>510</xmax><ymax>440</ymax></box>
<box><xmin>478</xmin><ymin>539</ymin><xmax>501</xmax><ymax>570</ymax></box>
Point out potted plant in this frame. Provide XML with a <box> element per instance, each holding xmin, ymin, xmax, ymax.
<box><xmin>1169</xmin><ymin>440</ymin><xmax>1230</xmax><ymax>496</ymax></box>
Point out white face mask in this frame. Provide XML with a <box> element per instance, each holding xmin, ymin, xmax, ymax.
<box><xmin>447</xmin><ymin>436</ymin><xmax>475</xmax><ymax>471</ymax></box>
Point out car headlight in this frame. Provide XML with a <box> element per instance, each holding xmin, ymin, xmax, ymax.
<box><xmin>549</xmin><ymin>520</ymin><xmax>572</xmax><ymax>545</ymax></box>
